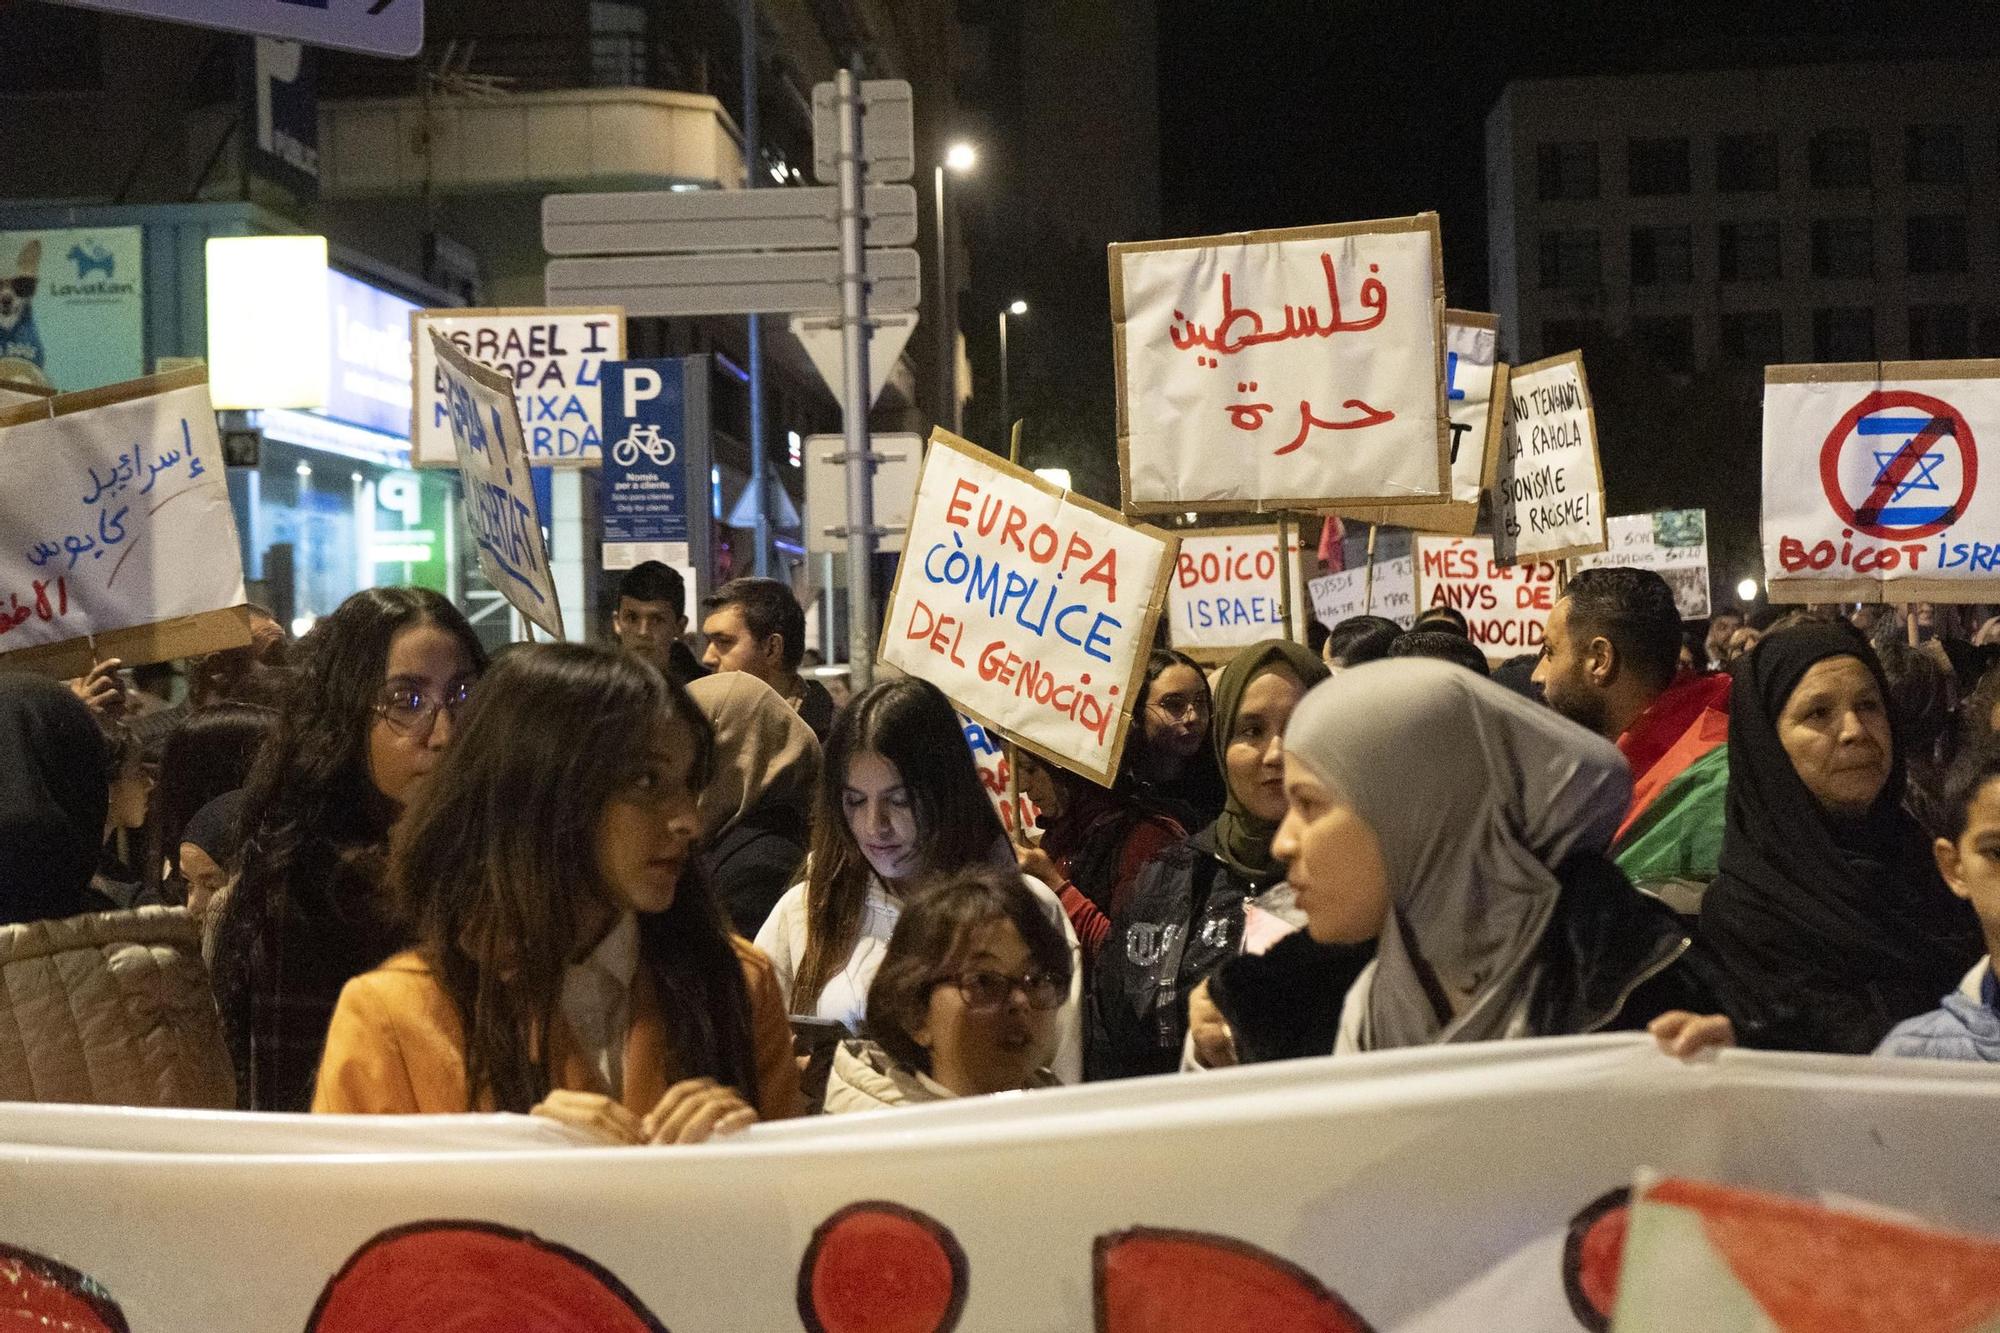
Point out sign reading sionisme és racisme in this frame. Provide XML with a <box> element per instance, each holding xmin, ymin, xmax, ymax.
<box><xmin>411</xmin><ymin>308</ymin><xmax>624</xmax><ymax>467</ymax></box>
<box><xmin>1492</xmin><ymin>351</ymin><xmax>1606</xmax><ymax>565</ymax></box>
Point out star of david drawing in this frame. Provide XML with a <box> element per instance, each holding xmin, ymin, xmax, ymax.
<box><xmin>1872</xmin><ymin>448</ymin><xmax>1946</xmax><ymax>501</ymax></box>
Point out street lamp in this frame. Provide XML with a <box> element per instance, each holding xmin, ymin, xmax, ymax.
<box><xmin>1000</xmin><ymin>299</ymin><xmax>1027</xmax><ymax>439</ymax></box>
<box><xmin>934</xmin><ymin>142</ymin><xmax>977</xmax><ymax>434</ymax></box>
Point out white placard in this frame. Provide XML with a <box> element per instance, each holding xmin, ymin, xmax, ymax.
<box><xmin>1493</xmin><ymin>351</ymin><xmax>1606</xmax><ymax>564</ymax></box>
<box><xmin>431</xmin><ymin>333</ymin><xmax>563</xmax><ymax>639</ymax></box>
<box><xmin>1573</xmin><ymin>510</ymin><xmax>1712</xmax><ymax>620</ymax></box>
<box><xmin>879</xmin><ymin>431</ymin><xmax>1174</xmax><ymax>786</ymax></box>
<box><xmin>411</xmin><ymin>308</ymin><xmax>624</xmax><ymax>468</ymax></box>
<box><xmin>961</xmin><ymin>712</ymin><xmax>1037</xmax><ymax>837</ymax></box>
<box><xmin>1165</xmin><ymin>526</ymin><xmax>1310</xmax><ymax>660</ymax></box>
<box><xmin>1413</xmin><ymin>534</ymin><xmax>1561</xmax><ymax>661</ymax></box>
<box><xmin>1308</xmin><ymin>555</ymin><xmax>1418</xmax><ymax>630</ymax></box>
<box><xmin>1113</xmin><ymin>214</ymin><xmax>1448</xmax><ymax>513</ymax></box>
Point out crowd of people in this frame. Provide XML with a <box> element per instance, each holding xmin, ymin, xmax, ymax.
<box><xmin>1</xmin><ymin>552</ymin><xmax>1996</xmax><ymax>1146</ymax></box>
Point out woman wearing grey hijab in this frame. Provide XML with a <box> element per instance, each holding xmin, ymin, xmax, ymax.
<box><xmin>1265</xmin><ymin>658</ymin><xmax>1731</xmax><ymax>1051</ymax></box>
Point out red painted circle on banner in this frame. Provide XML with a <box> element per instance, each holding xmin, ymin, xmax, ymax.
<box><xmin>1817</xmin><ymin>389</ymin><xmax>1977</xmax><ymax>541</ymax></box>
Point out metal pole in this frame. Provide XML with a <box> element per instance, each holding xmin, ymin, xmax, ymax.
<box><xmin>741</xmin><ymin>0</ymin><xmax>770</xmax><ymax>576</ymax></box>
<box><xmin>837</xmin><ymin>64</ymin><xmax>876</xmax><ymax>691</ymax></box>
<box><xmin>998</xmin><ymin>308</ymin><xmax>1010</xmax><ymax>440</ymax></box>
<box><xmin>934</xmin><ymin>163</ymin><xmax>956</xmax><ymax>435</ymax></box>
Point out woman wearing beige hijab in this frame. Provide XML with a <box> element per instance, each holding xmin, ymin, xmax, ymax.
<box><xmin>687</xmin><ymin>673</ymin><xmax>822</xmax><ymax>935</ymax></box>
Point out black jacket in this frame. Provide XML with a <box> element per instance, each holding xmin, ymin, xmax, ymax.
<box><xmin>703</xmin><ymin>808</ymin><xmax>808</xmax><ymax>938</ymax></box>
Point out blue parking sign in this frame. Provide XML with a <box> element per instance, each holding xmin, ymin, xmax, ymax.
<box><xmin>601</xmin><ymin>359</ymin><xmax>691</xmax><ymax>557</ymax></box>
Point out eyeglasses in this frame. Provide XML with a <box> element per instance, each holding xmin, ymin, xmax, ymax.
<box><xmin>1148</xmin><ymin>693</ymin><xmax>1208</xmax><ymax>721</ymax></box>
<box><xmin>937</xmin><ymin>969</ymin><xmax>1067</xmax><ymax>1013</ymax></box>
<box><xmin>375</xmin><ymin>680</ymin><xmax>475</xmax><ymax>737</ymax></box>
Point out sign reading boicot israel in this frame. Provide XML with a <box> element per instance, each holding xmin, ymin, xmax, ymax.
<box><xmin>1165</xmin><ymin>526</ymin><xmax>1311</xmax><ymax>661</ymax></box>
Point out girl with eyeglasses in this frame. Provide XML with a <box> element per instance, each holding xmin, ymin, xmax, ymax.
<box><xmin>824</xmin><ymin>866</ymin><xmax>1071</xmax><ymax>1111</ymax></box>
<box><xmin>1127</xmin><ymin>650</ymin><xmax>1228</xmax><ymax>832</ymax></box>
<box><xmin>212</xmin><ymin>587</ymin><xmax>487</xmax><ymax>1111</ymax></box>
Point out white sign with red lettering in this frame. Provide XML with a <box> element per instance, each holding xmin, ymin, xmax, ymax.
<box><xmin>1413</xmin><ymin>534</ymin><xmax>1561</xmax><ymax>661</ymax></box>
<box><xmin>1307</xmin><ymin>556</ymin><xmax>1417</xmax><ymax>630</ymax></box>
<box><xmin>1493</xmin><ymin>351</ymin><xmax>1606</xmax><ymax>565</ymax></box>
<box><xmin>1165</xmin><ymin>526</ymin><xmax>1311</xmax><ymax>661</ymax></box>
<box><xmin>880</xmin><ymin>431</ymin><xmax>1175</xmax><ymax>786</ymax></box>
<box><xmin>1112</xmin><ymin>214</ymin><xmax>1449</xmax><ymax>514</ymax></box>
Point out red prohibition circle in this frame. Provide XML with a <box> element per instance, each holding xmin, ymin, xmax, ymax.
<box><xmin>1817</xmin><ymin>389</ymin><xmax>1977</xmax><ymax>541</ymax></box>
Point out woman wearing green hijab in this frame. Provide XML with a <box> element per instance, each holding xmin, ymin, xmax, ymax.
<box><xmin>1086</xmin><ymin>639</ymin><xmax>1327</xmax><ymax>1079</ymax></box>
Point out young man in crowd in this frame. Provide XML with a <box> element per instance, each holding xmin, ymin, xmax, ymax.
<box><xmin>700</xmin><ymin>577</ymin><xmax>834</xmax><ymax>739</ymax></box>
<box><xmin>610</xmin><ymin>561</ymin><xmax>707</xmax><ymax>688</ymax></box>
<box><xmin>1704</xmin><ymin>604</ymin><xmax>1745</xmax><ymax>670</ymax></box>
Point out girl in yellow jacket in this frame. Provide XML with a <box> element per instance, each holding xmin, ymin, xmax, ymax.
<box><xmin>313</xmin><ymin>643</ymin><xmax>801</xmax><ymax>1141</ymax></box>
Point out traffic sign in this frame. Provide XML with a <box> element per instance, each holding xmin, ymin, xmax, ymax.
<box><xmin>788</xmin><ymin>311</ymin><xmax>918</xmax><ymax>412</ymax></box>
<box><xmin>544</xmin><ymin>249</ymin><xmax>920</xmax><ymax>318</ymax></box>
<box><xmin>543</xmin><ymin>185</ymin><xmax>919</xmax><ymax>256</ymax></box>
<box><xmin>805</xmin><ymin>433</ymin><xmax>922</xmax><ymax>554</ymax></box>
<box><xmin>812</xmin><ymin>80</ymin><xmax>914</xmax><ymax>184</ymax></box>
<box><xmin>47</xmin><ymin>0</ymin><xmax>422</xmax><ymax>57</ymax></box>
<box><xmin>1819</xmin><ymin>389</ymin><xmax>1979</xmax><ymax>541</ymax></box>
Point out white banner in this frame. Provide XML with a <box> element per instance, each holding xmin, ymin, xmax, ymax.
<box><xmin>1308</xmin><ymin>556</ymin><xmax>1418</xmax><ymax>631</ymax></box>
<box><xmin>1166</xmin><ymin>526</ymin><xmax>1311</xmax><ymax>660</ymax></box>
<box><xmin>0</xmin><ymin>1040</ymin><xmax>1993</xmax><ymax>1331</ymax></box>
<box><xmin>1112</xmin><ymin>214</ymin><xmax>1448</xmax><ymax>514</ymax></box>
<box><xmin>879</xmin><ymin>431</ymin><xmax>1174</xmax><ymax>787</ymax></box>
<box><xmin>1494</xmin><ymin>352</ymin><xmax>1606</xmax><ymax>565</ymax></box>
<box><xmin>432</xmin><ymin>333</ymin><xmax>564</xmax><ymax>640</ymax></box>
<box><xmin>1763</xmin><ymin>361</ymin><xmax>2000</xmax><ymax>601</ymax></box>
<box><xmin>1572</xmin><ymin>510</ymin><xmax>1711</xmax><ymax>620</ymax></box>
<box><xmin>411</xmin><ymin>308</ymin><xmax>624</xmax><ymax>468</ymax></box>
<box><xmin>1414</xmin><ymin>534</ymin><xmax>1561</xmax><ymax>661</ymax></box>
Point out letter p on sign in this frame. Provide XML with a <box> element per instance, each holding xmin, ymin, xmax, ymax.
<box><xmin>623</xmin><ymin>367</ymin><xmax>663</xmax><ymax>417</ymax></box>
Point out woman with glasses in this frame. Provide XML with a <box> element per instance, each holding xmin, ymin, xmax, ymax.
<box><xmin>1127</xmin><ymin>650</ymin><xmax>1227</xmax><ymax>832</ymax></box>
<box><xmin>212</xmin><ymin>587</ymin><xmax>487</xmax><ymax>1111</ymax></box>
<box><xmin>824</xmin><ymin>866</ymin><xmax>1071</xmax><ymax>1111</ymax></box>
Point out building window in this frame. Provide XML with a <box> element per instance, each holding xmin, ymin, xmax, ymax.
<box><xmin>1627</xmin><ymin>137</ymin><xmax>1691</xmax><ymax>196</ymax></box>
<box><xmin>1718</xmin><ymin>221</ymin><xmax>1781</xmax><ymax>282</ymax></box>
<box><xmin>1540</xmin><ymin>318</ymin><xmax>1606</xmax><ymax>355</ymax></box>
<box><xmin>1811</xmin><ymin>218</ymin><xmax>1874</xmax><ymax>279</ymax></box>
<box><xmin>1813</xmin><ymin>307</ymin><xmax>1876</xmax><ymax>362</ymax></box>
<box><xmin>1910</xmin><ymin>304</ymin><xmax>1970</xmax><ymax>359</ymax></box>
<box><xmin>1907</xmin><ymin>215</ymin><xmax>1969</xmax><ymax>274</ymax></box>
<box><xmin>1906</xmin><ymin>124</ymin><xmax>1966</xmax><ymax>185</ymax></box>
<box><xmin>1538</xmin><ymin>229</ymin><xmax>1600</xmax><ymax>290</ymax></box>
<box><xmin>1716</xmin><ymin>133</ymin><xmax>1778</xmax><ymax>192</ymax></box>
<box><xmin>1536</xmin><ymin>142</ymin><xmax>1600</xmax><ymax>201</ymax></box>
<box><xmin>1631</xmin><ymin>225</ymin><xmax>1692</xmax><ymax>286</ymax></box>
<box><xmin>1718</xmin><ymin>310</ymin><xmax>1784</xmax><ymax>366</ymax></box>
<box><xmin>1633</xmin><ymin>316</ymin><xmax>1695</xmax><ymax>373</ymax></box>
<box><xmin>1809</xmin><ymin>128</ymin><xmax>1872</xmax><ymax>190</ymax></box>
<box><xmin>590</xmin><ymin>0</ymin><xmax>649</xmax><ymax>88</ymax></box>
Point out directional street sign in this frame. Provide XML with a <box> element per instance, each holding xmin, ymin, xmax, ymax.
<box><xmin>47</xmin><ymin>0</ymin><xmax>423</xmax><ymax>57</ymax></box>
<box><xmin>812</xmin><ymin>80</ymin><xmax>914</xmax><ymax>184</ymax></box>
<box><xmin>545</xmin><ymin>249</ymin><xmax>920</xmax><ymax>318</ymax></box>
<box><xmin>543</xmin><ymin>185</ymin><xmax>919</xmax><ymax>256</ymax></box>
<box><xmin>789</xmin><ymin>311</ymin><xmax>918</xmax><ymax>412</ymax></box>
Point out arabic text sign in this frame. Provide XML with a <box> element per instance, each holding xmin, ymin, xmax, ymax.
<box><xmin>411</xmin><ymin>308</ymin><xmax>623</xmax><ymax>467</ymax></box>
<box><xmin>431</xmin><ymin>333</ymin><xmax>563</xmax><ymax>639</ymax></box>
<box><xmin>1573</xmin><ymin>510</ymin><xmax>1712</xmax><ymax>620</ymax></box>
<box><xmin>879</xmin><ymin>431</ymin><xmax>1174</xmax><ymax>786</ymax></box>
<box><xmin>1112</xmin><ymin>214</ymin><xmax>1448</xmax><ymax>513</ymax></box>
<box><xmin>1762</xmin><ymin>361</ymin><xmax>2000</xmax><ymax>602</ymax></box>
<box><xmin>0</xmin><ymin>370</ymin><xmax>247</xmax><ymax>671</ymax></box>
<box><xmin>1493</xmin><ymin>350</ymin><xmax>1606</xmax><ymax>564</ymax></box>
<box><xmin>1166</xmin><ymin>526</ymin><xmax>1310</xmax><ymax>660</ymax></box>
<box><xmin>1414</xmin><ymin>534</ymin><xmax>1560</xmax><ymax>660</ymax></box>
<box><xmin>1308</xmin><ymin>556</ymin><xmax>1417</xmax><ymax>630</ymax></box>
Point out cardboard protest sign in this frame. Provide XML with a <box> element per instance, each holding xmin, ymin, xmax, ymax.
<box><xmin>0</xmin><ymin>367</ymin><xmax>250</xmax><ymax>677</ymax></box>
<box><xmin>411</xmin><ymin>307</ymin><xmax>624</xmax><ymax>468</ymax></box>
<box><xmin>1414</xmin><ymin>534</ymin><xmax>1561</xmax><ymax>661</ymax></box>
<box><xmin>0</xmin><ymin>377</ymin><xmax>54</xmax><ymax>410</ymax></box>
<box><xmin>961</xmin><ymin>712</ymin><xmax>1038</xmax><ymax>837</ymax></box>
<box><xmin>1492</xmin><ymin>350</ymin><xmax>1606</xmax><ymax>564</ymax></box>
<box><xmin>880</xmin><ymin>430</ymin><xmax>1174</xmax><ymax>786</ymax></box>
<box><xmin>1111</xmin><ymin>213</ymin><xmax>1448</xmax><ymax>515</ymax></box>
<box><xmin>1337</xmin><ymin>311</ymin><xmax>1509</xmax><ymax>535</ymax></box>
<box><xmin>1165</xmin><ymin>525</ymin><xmax>1311</xmax><ymax>662</ymax></box>
<box><xmin>1307</xmin><ymin>556</ymin><xmax>1417</xmax><ymax>630</ymax></box>
<box><xmin>1573</xmin><ymin>509</ymin><xmax>1712</xmax><ymax>620</ymax></box>
<box><xmin>430</xmin><ymin>332</ymin><xmax>564</xmax><ymax>639</ymax></box>
<box><xmin>1762</xmin><ymin>359</ymin><xmax>2000</xmax><ymax>602</ymax></box>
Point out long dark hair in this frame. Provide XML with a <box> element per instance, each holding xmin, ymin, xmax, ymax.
<box><xmin>144</xmin><ymin>704</ymin><xmax>274</xmax><ymax>900</ymax></box>
<box><xmin>794</xmin><ymin>677</ymin><xmax>1006</xmax><ymax>1012</ymax></box>
<box><xmin>392</xmin><ymin>642</ymin><xmax>756</xmax><ymax>1113</ymax></box>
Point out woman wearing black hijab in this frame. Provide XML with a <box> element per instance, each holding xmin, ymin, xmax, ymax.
<box><xmin>0</xmin><ymin>673</ymin><xmax>115</xmax><ymax>926</ymax></box>
<box><xmin>1701</xmin><ymin>622</ymin><xmax>1983</xmax><ymax>1053</ymax></box>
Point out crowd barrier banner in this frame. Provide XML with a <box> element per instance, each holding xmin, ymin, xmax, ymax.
<box><xmin>1308</xmin><ymin>556</ymin><xmax>1418</xmax><ymax>631</ymax></box>
<box><xmin>1494</xmin><ymin>351</ymin><xmax>1606</xmax><ymax>566</ymax></box>
<box><xmin>1763</xmin><ymin>358</ymin><xmax>2000</xmax><ymax>603</ymax></box>
<box><xmin>1166</xmin><ymin>525</ymin><xmax>1311</xmax><ymax>661</ymax></box>
<box><xmin>1338</xmin><ymin>312</ymin><xmax>1509</xmax><ymax>536</ymax></box>
<box><xmin>1572</xmin><ymin>510</ymin><xmax>1712</xmax><ymax>620</ymax></box>
<box><xmin>432</xmin><ymin>333</ymin><xmax>565</xmax><ymax>640</ymax></box>
<box><xmin>879</xmin><ymin>430</ymin><xmax>1174</xmax><ymax>787</ymax></box>
<box><xmin>0</xmin><ymin>1039</ymin><xmax>1993</xmax><ymax>1331</ymax></box>
<box><xmin>411</xmin><ymin>307</ymin><xmax>625</xmax><ymax>467</ymax></box>
<box><xmin>1112</xmin><ymin>214</ymin><xmax>1448</xmax><ymax>516</ymax></box>
<box><xmin>1414</xmin><ymin>534</ymin><xmax>1560</xmax><ymax>662</ymax></box>
<box><xmin>0</xmin><ymin>366</ymin><xmax>249</xmax><ymax>677</ymax></box>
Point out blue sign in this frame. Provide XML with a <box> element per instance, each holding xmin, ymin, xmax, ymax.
<box><xmin>245</xmin><ymin>37</ymin><xmax>319</xmax><ymax>200</ymax></box>
<box><xmin>0</xmin><ymin>227</ymin><xmax>144</xmax><ymax>392</ymax></box>
<box><xmin>601</xmin><ymin>359</ymin><xmax>691</xmax><ymax>548</ymax></box>
<box><xmin>321</xmin><ymin>269</ymin><xmax>415</xmax><ymax>438</ymax></box>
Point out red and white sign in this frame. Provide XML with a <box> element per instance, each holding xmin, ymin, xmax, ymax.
<box><xmin>1413</xmin><ymin>534</ymin><xmax>1560</xmax><ymax>660</ymax></box>
<box><xmin>1166</xmin><ymin>526</ymin><xmax>1311</xmax><ymax>661</ymax></box>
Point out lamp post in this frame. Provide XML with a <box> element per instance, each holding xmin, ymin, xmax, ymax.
<box><xmin>999</xmin><ymin>298</ymin><xmax>1026</xmax><ymax>437</ymax></box>
<box><xmin>933</xmin><ymin>141</ymin><xmax>975</xmax><ymax>434</ymax></box>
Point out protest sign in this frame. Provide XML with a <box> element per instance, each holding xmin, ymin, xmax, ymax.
<box><xmin>961</xmin><ymin>712</ymin><xmax>1038</xmax><ymax>837</ymax></box>
<box><xmin>1414</xmin><ymin>534</ymin><xmax>1560</xmax><ymax>660</ymax></box>
<box><xmin>1572</xmin><ymin>509</ymin><xmax>1711</xmax><ymax>620</ymax></box>
<box><xmin>1165</xmin><ymin>525</ymin><xmax>1311</xmax><ymax>661</ymax></box>
<box><xmin>0</xmin><ymin>367</ymin><xmax>250</xmax><ymax>677</ymax></box>
<box><xmin>1763</xmin><ymin>359</ymin><xmax>2000</xmax><ymax>602</ymax></box>
<box><xmin>1337</xmin><ymin>311</ymin><xmax>1509</xmax><ymax>535</ymax></box>
<box><xmin>879</xmin><ymin>430</ymin><xmax>1174</xmax><ymax>787</ymax></box>
<box><xmin>1308</xmin><ymin>555</ymin><xmax>1417</xmax><ymax>630</ymax></box>
<box><xmin>0</xmin><ymin>1040</ymin><xmax>1994</xmax><ymax>1331</ymax></box>
<box><xmin>599</xmin><ymin>358</ymin><xmax>693</xmax><ymax>571</ymax></box>
<box><xmin>1492</xmin><ymin>350</ymin><xmax>1606</xmax><ymax>565</ymax></box>
<box><xmin>431</xmin><ymin>332</ymin><xmax>564</xmax><ymax>639</ymax></box>
<box><xmin>1111</xmin><ymin>213</ymin><xmax>1448</xmax><ymax>515</ymax></box>
<box><xmin>411</xmin><ymin>307</ymin><xmax>623</xmax><ymax>467</ymax></box>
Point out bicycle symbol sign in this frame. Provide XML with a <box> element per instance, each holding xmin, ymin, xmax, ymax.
<box><xmin>1818</xmin><ymin>389</ymin><xmax>1978</xmax><ymax>541</ymax></box>
<box><xmin>611</xmin><ymin>424</ymin><xmax>678</xmax><ymax>469</ymax></box>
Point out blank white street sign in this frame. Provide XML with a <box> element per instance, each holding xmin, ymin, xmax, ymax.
<box><xmin>812</xmin><ymin>79</ymin><xmax>914</xmax><ymax>185</ymax></box>
<box><xmin>543</xmin><ymin>185</ymin><xmax>918</xmax><ymax>255</ymax></box>
<box><xmin>545</xmin><ymin>249</ymin><xmax>920</xmax><ymax>318</ymax></box>
<box><xmin>805</xmin><ymin>433</ymin><xmax>923</xmax><ymax>555</ymax></box>
<box><xmin>47</xmin><ymin>0</ymin><xmax>422</xmax><ymax>57</ymax></box>
<box><xmin>788</xmin><ymin>311</ymin><xmax>918</xmax><ymax>413</ymax></box>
